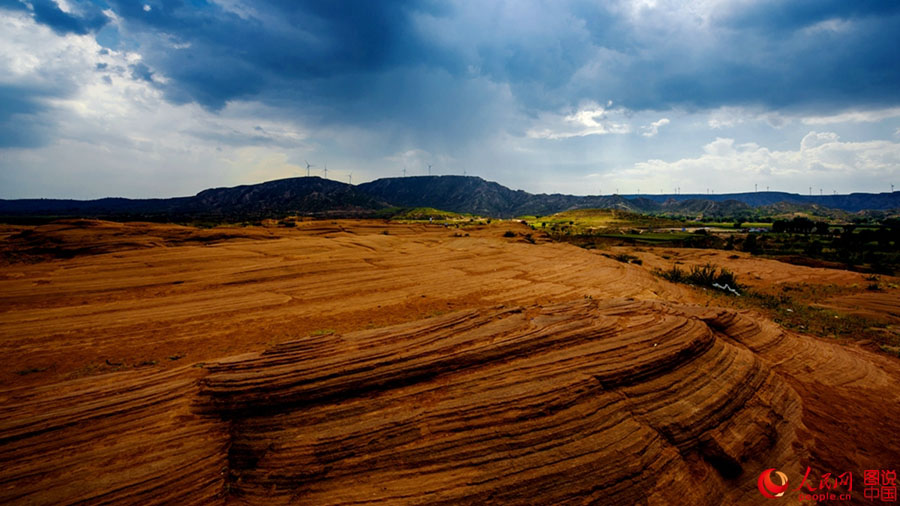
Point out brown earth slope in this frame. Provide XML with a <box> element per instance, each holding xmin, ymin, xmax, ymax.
<box><xmin>1</xmin><ymin>220</ymin><xmax>898</xmax><ymax>504</ymax></box>
<box><xmin>0</xmin><ymin>220</ymin><xmax>692</xmax><ymax>388</ymax></box>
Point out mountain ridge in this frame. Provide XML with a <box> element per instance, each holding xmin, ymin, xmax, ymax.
<box><xmin>1</xmin><ymin>175</ymin><xmax>898</xmax><ymax>220</ymax></box>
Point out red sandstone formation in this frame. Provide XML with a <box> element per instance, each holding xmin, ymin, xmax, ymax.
<box><xmin>1</xmin><ymin>221</ymin><xmax>898</xmax><ymax>504</ymax></box>
<box><xmin>3</xmin><ymin>298</ymin><xmax>898</xmax><ymax>504</ymax></box>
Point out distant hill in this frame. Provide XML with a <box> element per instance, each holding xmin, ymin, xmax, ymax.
<box><xmin>191</xmin><ymin>177</ymin><xmax>389</xmax><ymax>218</ymax></box>
<box><xmin>1</xmin><ymin>175</ymin><xmax>898</xmax><ymax>221</ymax></box>
<box><xmin>362</xmin><ymin>177</ymin><xmax>900</xmax><ymax>217</ymax></box>
<box><xmin>358</xmin><ymin>176</ymin><xmax>533</xmax><ymax>216</ymax></box>
<box><xmin>0</xmin><ymin>177</ymin><xmax>389</xmax><ymax>221</ymax></box>
<box><xmin>359</xmin><ymin>177</ymin><xmax>661</xmax><ymax>217</ymax></box>
<box><xmin>626</xmin><ymin>191</ymin><xmax>900</xmax><ymax>212</ymax></box>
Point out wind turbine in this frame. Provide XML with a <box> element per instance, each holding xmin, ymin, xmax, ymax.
<box><xmin>427</xmin><ymin>164</ymin><xmax>432</xmax><ymax>176</ymax></box>
<box><xmin>348</xmin><ymin>172</ymin><xmax>352</xmax><ymax>185</ymax></box>
<box><xmin>402</xmin><ymin>167</ymin><xmax>407</xmax><ymax>177</ymax></box>
<box><xmin>892</xmin><ymin>183</ymin><xmax>895</xmax><ymax>192</ymax></box>
<box><xmin>323</xmin><ymin>161</ymin><xmax>328</xmax><ymax>179</ymax></box>
<box><xmin>304</xmin><ymin>160</ymin><xmax>314</xmax><ymax>177</ymax></box>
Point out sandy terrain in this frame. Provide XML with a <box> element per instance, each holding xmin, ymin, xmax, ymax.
<box><xmin>1</xmin><ymin>220</ymin><xmax>898</xmax><ymax>504</ymax></box>
<box><xmin>613</xmin><ymin>245</ymin><xmax>900</xmax><ymax>340</ymax></box>
<box><xmin>0</xmin><ymin>220</ymin><xmax>694</xmax><ymax>388</ymax></box>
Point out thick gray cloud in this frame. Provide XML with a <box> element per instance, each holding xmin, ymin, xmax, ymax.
<box><xmin>6</xmin><ymin>0</ymin><xmax>900</xmax><ymax>145</ymax></box>
<box><xmin>1</xmin><ymin>0</ymin><xmax>899</xmax><ymax>198</ymax></box>
<box><xmin>101</xmin><ymin>1</ymin><xmax>900</xmax><ymax>113</ymax></box>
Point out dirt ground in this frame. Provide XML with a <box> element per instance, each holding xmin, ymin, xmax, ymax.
<box><xmin>1</xmin><ymin>220</ymin><xmax>898</xmax><ymax>505</ymax></box>
<box><xmin>0</xmin><ymin>219</ymin><xmax>698</xmax><ymax>388</ymax></box>
<box><xmin>608</xmin><ymin>245</ymin><xmax>900</xmax><ymax>349</ymax></box>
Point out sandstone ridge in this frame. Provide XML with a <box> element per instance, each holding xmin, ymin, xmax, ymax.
<box><xmin>7</xmin><ymin>298</ymin><xmax>889</xmax><ymax>504</ymax></box>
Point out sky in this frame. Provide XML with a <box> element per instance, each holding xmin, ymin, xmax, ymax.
<box><xmin>1</xmin><ymin>0</ymin><xmax>899</xmax><ymax>199</ymax></box>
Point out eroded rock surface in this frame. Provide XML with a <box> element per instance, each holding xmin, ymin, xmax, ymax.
<box><xmin>5</xmin><ymin>298</ymin><xmax>896</xmax><ymax>504</ymax></box>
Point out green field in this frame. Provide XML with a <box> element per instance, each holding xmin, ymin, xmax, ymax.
<box><xmin>519</xmin><ymin>209</ymin><xmax>681</xmax><ymax>234</ymax></box>
<box><xmin>376</xmin><ymin>207</ymin><xmax>476</xmax><ymax>221</ymax></box>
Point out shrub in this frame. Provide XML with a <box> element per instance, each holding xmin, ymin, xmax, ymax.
<box><xmin>603</xmin><ymin>252</ymin><xmax>642</xmax><ymax>264</ymax></box>
<box><xmin>655</xmin><ymin>263</ymin><xmax>741</xmax><ymax>294</ymax></box>
<box><xmin>742</xmin><ymin>234</ymin><xmax>759</xmax><ymax>254</ymax></box>
<box><xmin>503</xmin><ymin>230</ymin><xmax>516</xmax><ymax>238</ymax></box>
<box><xmin>658</xmin><ymin>265</ymin><xmax>687</xmax><ymax>283</ymax></box>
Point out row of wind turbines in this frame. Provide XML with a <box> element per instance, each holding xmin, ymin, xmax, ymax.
<box><xmin>302</xmin><ymin>161</ymin><xmax>451</xmax><ymax>185</ymax></box>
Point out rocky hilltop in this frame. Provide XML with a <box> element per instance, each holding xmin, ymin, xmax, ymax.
<box><xmin>2</xmin><ymin>175</ymin><xmax>898</xmax><ymax>220</ymax></box>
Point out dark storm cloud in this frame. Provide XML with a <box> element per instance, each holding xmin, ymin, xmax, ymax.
<box><xmin>100</xmin><ymin>1</ymin><xmax>899</xmax><ymax>119</ymax></box>
<box><xmin>0</xmin><ymin>84</ymin><xmax>53</xmax><ymax>148</ymax></box>
<box><xmin>0</xmin><ymin>0</ymin><xmax>27</xmax><ymax>12</ymax></box>
<box><xmin>5</xmin><ymin>0</ymin><xmax>900</xmax><ymax>151</ymax></box>
<box><xmin>678</xmin><ymin>0</ymin><xmax>900</xmax><ymax>110</ymax></box>
<box><xmin>22</xmin><ymin>0</ymin><xmax>110</xmax><ymax>35</ymax></box>
<box><xmin>715</xmin><ymin>0</ymin><xmax>900</xmax><ymax>32</ymax></box>
<box><xmin>129</xmin><ymin>62</ymin><xmax>155</xmax><ymax>82</ymax></box>
<box><xmin>102</xmin><ymin>0</ymin><xmax>455</xmax><ymax>109</ymax></box>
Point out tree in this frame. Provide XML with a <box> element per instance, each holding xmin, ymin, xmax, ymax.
<box><xmin>742</xmin><ymin>234</ymin><xmax>759</xmax><ymax>254</ymax></box>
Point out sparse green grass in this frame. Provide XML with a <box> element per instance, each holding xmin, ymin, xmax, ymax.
<box><xmin>654</xmin><ymin>263</ymin><xmax>741</xmax><ymax>293</ymax></box>
<box><xmin>880</xmin><ymin>345</ymin><xmax>900</xmax><ymax>357</ymax></box>
<box><xmin>603</xmin><ymin>252</ymin><xmax>642</xmax><ymax>265</ymax></box>
<box><xmin>741</xmin><ymin>290</ymin><xmax>886</xmax><ymax>340</ymax></box>
<box><xmin>594</xmin><ymin>232</ymin><xmax>692</xmax><ymax>242</ymax></box>
<box><xmin>519</xmin><ymin>209</ymin><xmax>681</xmax><ymax>235</ymax></box>
<box><xmin>378</xmin><ymin>207</ymin><xmax>474</xmax><ymax>222</ymax></box>
<box><xmin>310</xmin><ymin>328</ymin><xmax>335</xmax><ymax>337</ymax></box>
<box><xmin>700</xmin><ymin>281</ymin><xmax>899</xmax><ymax>352</ymax></box>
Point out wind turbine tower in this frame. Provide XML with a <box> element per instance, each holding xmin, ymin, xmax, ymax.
<box><xmin>323</xmin><ymin>161</ymin><xmax>328</xmax><ymax>180</ymax></box>
<box><xmin>428</xmin><ymin>164</ymin><xmax>432</xmax><ymax>176</ymax></box>
<box><xmin>348</xmin><ymin>172</ymin><xmax>352</xmax><ymax>185</ymax></box>
<box><xmin>305</xmin><ymin>160</ymin><xmax>314</xmax><ymax>177</ymax></box>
